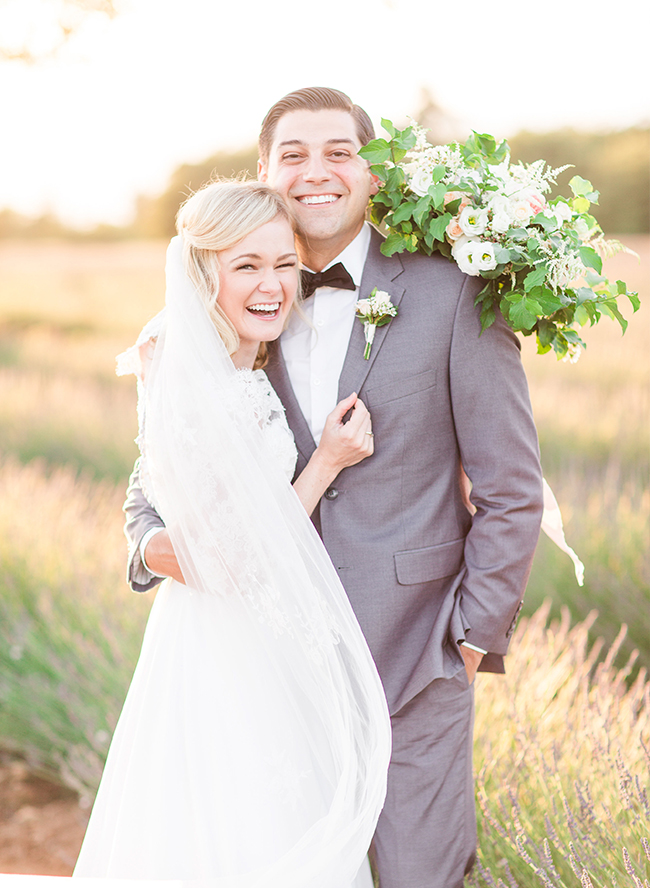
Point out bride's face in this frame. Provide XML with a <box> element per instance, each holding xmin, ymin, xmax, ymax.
<box><xmin>217</xmin><ymin>215</ymin><xmax>298</xmax><ymax>353</ymax></box>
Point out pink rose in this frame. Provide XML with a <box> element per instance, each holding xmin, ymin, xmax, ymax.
<box><xmin>446</xmin><ymin>215</ymin><xmax>464</xmax><ymax>241</ymax></box>
<box><xmin>444</xmin><ymin>191</ymin><xmax>472</xmax><ymax>212</ymax></box>
<box><xmin>522</xmin><ymin>188</ymin><xmax>546</xmax><ymax>216</ymax></box>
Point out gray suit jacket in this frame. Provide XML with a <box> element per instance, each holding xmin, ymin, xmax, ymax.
<box><xmin>123</xmin><ymin>228</ymin><xmax>543</xmax><ymax>714</ymax></box>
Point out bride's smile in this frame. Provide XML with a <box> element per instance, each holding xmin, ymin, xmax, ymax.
<box><xmin>216</xmin><ymin>215</ymin><xmax>298</xmax><ymax>362</ymax></box>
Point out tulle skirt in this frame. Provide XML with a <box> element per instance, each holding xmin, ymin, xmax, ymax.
<box><xmin>73</xmin><ymin>579</ymin><xmax>374</xmax><ymax>888</ymax></box>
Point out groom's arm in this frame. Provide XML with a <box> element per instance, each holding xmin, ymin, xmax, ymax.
<box><xmin>450</xmin><ymin>274</ymin><xmax>544</xmax><ymax>659</ymax></box>
<box><xmin>123</xmin><ymin>459</ymin><xmax>167</xmax><ymax>592</ymax></box>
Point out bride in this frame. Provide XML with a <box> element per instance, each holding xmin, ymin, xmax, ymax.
<box><xmin>73</xmin><ymin>180</ymin><xmax>391</xmax><ymax>887</ymax></box>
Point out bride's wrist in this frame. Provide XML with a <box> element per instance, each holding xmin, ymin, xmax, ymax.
<box><xmin>310</xmin><ymin>446</ymin><xmax>342</xmax><ymax>482</ymax></box>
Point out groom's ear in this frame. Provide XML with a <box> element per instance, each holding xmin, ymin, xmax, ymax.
<box><xmin>369</xmin><ymin>170</ymin><xmax>380</xmax><ymax>196</ymax></box>
<box><xmin>257</xmin><ymin>159</ymin><xmax>267</xmax><ymax>183</ymax></box>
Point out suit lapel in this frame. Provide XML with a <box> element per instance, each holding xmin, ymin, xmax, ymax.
<box><xmin>338</xmin><ymin>227</ymin><xmax>405</xmax><ymax>400</ymax></box>
<box><xmin>266</xmin><ymin>341</ymin><xmax>316</xmax><ymax>465</ymax></box>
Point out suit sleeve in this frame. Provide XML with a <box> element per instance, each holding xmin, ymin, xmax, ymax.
<box><xmin>123</xmin><ymin>458</ymin><xmax>166</xmax><ymax>593</ymax></box>
<box><xmin>449</xmin><ymin>275</ymin><xmax>544</xmax><ymax>656</ymax></box>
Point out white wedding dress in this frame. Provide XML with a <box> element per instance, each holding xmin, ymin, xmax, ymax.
<box><xmin>72</xmin><ymin>238</ymin><xmax>391</xmax><ymax>888</ymax></box>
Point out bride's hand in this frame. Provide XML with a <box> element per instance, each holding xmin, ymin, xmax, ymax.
<box><xmin>291</xmin><ymin>393</ymin><xmax>374</xmax><ymax>516</ymax></box>
<box><xmin>316</xmin><ymin>392</ymin><xmax>374</xmax><ymax>474</ymax></box>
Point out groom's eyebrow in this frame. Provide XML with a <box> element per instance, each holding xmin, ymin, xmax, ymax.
<box><xmin>276</xmin><ymin>138</ymin><xmax>356</xmax><ymax>148</ymax></box>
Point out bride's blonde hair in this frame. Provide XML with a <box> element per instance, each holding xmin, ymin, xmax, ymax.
<box><xmin>176</xmin><ymin>179</ymin><xmax>295</xmax><ymax>368</ymax></box>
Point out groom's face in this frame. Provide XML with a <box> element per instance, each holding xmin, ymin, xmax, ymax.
<box><xmin>258</xmin><ymin>109</ymin><xmax>378</xmax><ymax>260</ymax></box>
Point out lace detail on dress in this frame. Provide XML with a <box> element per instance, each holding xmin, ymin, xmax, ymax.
<box><xmin>120</xmin><ymin>322</ymin><xmax>298</xmax><ymax>514</ymax></box>
<box><xmin>234</xmin><ymin>368</ymin><xmax>298</xmax><ymax>482</ymax></box>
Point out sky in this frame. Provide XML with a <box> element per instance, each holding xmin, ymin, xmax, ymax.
<box><xmin>1</xmin><ymin>0</ymin><xmax>649</xmax><ymax>227</ymax></box>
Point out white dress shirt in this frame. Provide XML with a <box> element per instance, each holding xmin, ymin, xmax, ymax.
<box><xmin>281</xmin><ymin>223</ymin><xmax>371</xmax><ymax>444</ymax></box>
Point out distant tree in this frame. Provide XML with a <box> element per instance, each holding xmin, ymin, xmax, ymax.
<box><xmin>0</xmin><ymin>0</ymin><xmax>117</xmax><ymax>63</ymax></box>
<box><xmin>133</xmin><ymin>146</ymin><xmax>259</xmax><ymax>238</ymax></box>
<box><xmin>508</xmin><ymin>127</ymin><xmax>649</xmax><ymax>234</ymax></box>
<box><xmin>411</xmin><ymin>86</ymin><xmax>465</xmax><ymax>145</ymax></box>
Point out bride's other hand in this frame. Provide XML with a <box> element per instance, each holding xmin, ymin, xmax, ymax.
<box><xmin>292</xmin><ymin>393</ymin><xmax>374</xmax><ymax>516</ymax></box>
<box><xmin>143</xmin><ymin>529</ymin><xmax>186</xmax><ymax>584</ymax></box>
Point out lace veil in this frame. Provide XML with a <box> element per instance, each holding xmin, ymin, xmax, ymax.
<box><xmin>140</xmin><ymin>237</ymin><xmax>391</xmax><ymax>887</ymax></box>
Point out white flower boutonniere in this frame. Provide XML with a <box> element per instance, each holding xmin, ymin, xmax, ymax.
<box><xmin>355</xmin><ymin>288</ymin><xmax>398</xmax><ymax>360</ymax></box>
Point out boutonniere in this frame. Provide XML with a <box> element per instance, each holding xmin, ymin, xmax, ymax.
<box><xmin>355</xmin><ymin>288</ymin><xmax>398</xmax><ymax>360</ymax></box>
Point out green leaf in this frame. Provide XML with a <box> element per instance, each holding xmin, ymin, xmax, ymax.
<box><xmin>529</xmin><ymin>287</ymin><xmax>565</xmax><ymax>315</ymax></box>
<box><xmin>536</xmin><ymin>318</ymin><xmax>555</xmax><ymax>349</ymax></box>
<box><xmin>413</xmin><ymin>195</ymin><xmax>433</xmax><ymax>228</ymax></box>
<box><xmin>394</xmin><ymin>127</ymin><xmax>417</xmax><ymax>152</ymax></box>
<box><xmin>381</xmin><ymin>118</ymin><xmax>396</xmax><ymax>138</ymax></box>
<box><xmin>431</xmin><ymin>165</ymin><xmax>447</xmax><ymax>184</ymax></box>
<box><xmin>428</xmin><ymin>213</ymin><xmax>452</xmax><ymax>242</ymax></box>
<box><xmin>524</xmin><ymin>266</ymin><xmax>547</xmax><ymax>291</ymax></box>
<box><xmin>358</xmin><ymin>139</ymin><xmax>392</xmax><ymax>164</ymax></box>
<box><xmin>391</xmin><ymin>202</ymin><xmax>415</xmax><ymax>225</ymax></box>
<box><xmin>600</xmin><ymin>298</ymin><xmax>628</xmax><ymax>333</ymax></box>
<box><xmin>569</xmin><ymin>175</ymin><xmax>595</xmax><ymax>198</ymax></box>
<box><xmin>428</xmin><ymin>182</ymin><xmax>448</xmax><ymax>210</ymax></box>
<box><xmin>578</xmin><ymin>246</ymin><xmax>603</xmax><ymax>274</ymax></box>
<box><xmin>572</xmin><ymin>197</ymin><xmax>591</xmax><ymax>214</ymax></box>
<box><xmin>574</xmin><ymin>304</ymin><xmax>589</xmax><ymax>326</ymax></box>
<box><xmin>479</xmin><ymin>302</ymin><xmax>496</xmax><ymax>331</ymax></box>
<box><xmin>384</xmin><ymin>165</ymin><xmax>405</xmax><ymax>193</ymax></box>
<box><xmin>619</xmin><ymin>283</ymin><xmax>641</xmax><ymax>312</ymax></box>
<box><xmin>509</xmin><ymin>297</ymin><xmax>539</xmax><ymax>331</ymax></box>
<box><xmin>534</xmin><ymin>213</ymin><xmax>556</xmax><ymax>233</ymax></box>
<box><xmin>381</xmin><ymin>232</ymin><xmax>410</xmax><ymax>257</ymax></box>
<box><xmin>370</xmin><ymin>163</ymin><xmax>388</xmax><ymax>179</ymax></box>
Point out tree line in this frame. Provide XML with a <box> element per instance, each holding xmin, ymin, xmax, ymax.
<box><xmin>1</xmin><ymin>126</ymin><xmax>647</xmax><ymax>240</ymax></box>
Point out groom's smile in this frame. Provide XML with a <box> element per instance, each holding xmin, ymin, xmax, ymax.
<box><xmin>258</xmin><ymin>109</ymin><xmax>378</xmax><ymax>270</ymax></box>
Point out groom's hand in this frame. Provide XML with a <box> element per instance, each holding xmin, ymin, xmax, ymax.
<box><xmin>459</xmin><ymin>645</ymin><xmax>483</xmax><ymax>684</ymax></box>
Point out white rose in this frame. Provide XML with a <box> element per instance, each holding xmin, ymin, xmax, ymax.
<box><xmin>491</xmin><ymin>211</ymin><xmax>512</xmax><ymax>234</ymax></box>
<box><xmin>459</xmin><ymin>205</ymin><xmax>489</xmax><ymax>237</ymax></box>
<box><xmin>476</xmin><ymin>242</ymin><xmax>498</xmax><ymax>271</ymax></box>
<box><xmin>371</xmin><ymin>290</ymin><xmax>393</xmax><ymax>311</ymax></box>
<box><xmin>487</xmin><ymin>194</ymin><xmax>511</xmax><ymax>215</ymax></box>
<box><xmin>409</xmin><ymin>166</ymin><xmax>433</xmax><ymax>197</ymax></box>
<box><xmin>451</xmin><ymin>237</ymin><xmax>481</xmax><ymax>277</ymax></box>
<box><xmin>552</xmin><ymin>201</ymin><xmax>573</xmax><ymax>225</ymax></box>
<box><xmin>510</xmin><ymin>200</ymin><xmax>533</xmax><ymax>225</ymax></box>
<box><xmin>355</xmin><ymin>299</ymin><xmax>372</xmax><ymax>316</ymax></box>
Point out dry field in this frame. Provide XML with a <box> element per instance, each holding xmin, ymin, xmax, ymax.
<box><xmin>0</xmin><ymin>235</ymin><xmax>648</xmax><ymax>879</ymax></box>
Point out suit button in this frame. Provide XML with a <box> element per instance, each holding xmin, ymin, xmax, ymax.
<box><xmin>324</xmin><ymin>487</ymin><xmax>339</xmax><ymax>500</ymax></box>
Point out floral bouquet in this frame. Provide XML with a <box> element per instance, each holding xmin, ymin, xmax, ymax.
<box><xmin>359</xmin><ymin>120</ymin><xmax>639</xmax><ymax>360</ymax></box>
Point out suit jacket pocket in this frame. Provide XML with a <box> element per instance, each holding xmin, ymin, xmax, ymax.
<box><xmin>365</xmin><ymin>369</ymin><xmax>437</xmax><ymax>407</ymax></box>
<box><xmin>394</xmin><ymin>538</ymin><xmax>465</xmax><ymax>586</ymax></box>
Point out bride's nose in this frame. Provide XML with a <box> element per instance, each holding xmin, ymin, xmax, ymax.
<box><xmin>258</xmin><ymin>268</ymin><xmax>282</xmax><ymax>295</ymax></box>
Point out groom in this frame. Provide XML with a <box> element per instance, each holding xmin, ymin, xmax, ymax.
<box><xmin>124</xmin><ymin>87</ymin><xmax>544</xmax><ymax>887</ymax></box>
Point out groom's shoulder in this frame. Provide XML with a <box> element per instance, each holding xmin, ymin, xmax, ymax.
<box><xmin>370</xmin><ymin>229</ymin><xmax>480</xmax><ymax>297</ymax></box>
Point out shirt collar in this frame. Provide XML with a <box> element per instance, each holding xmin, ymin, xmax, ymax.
<box><xmin>302</xmin><ymin>222</ymin><xmax>371</xmax><ymax>289</ymax></box>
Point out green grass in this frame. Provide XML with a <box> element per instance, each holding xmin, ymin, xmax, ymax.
<box><xmin>0</xmin><ymin>458</ymin><xmax>152</xmax><ymax>804</ymax></box>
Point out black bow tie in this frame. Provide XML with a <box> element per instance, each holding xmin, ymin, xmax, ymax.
<box><xmin>300</xmin><ymin>262</ymin><xmax>356</xmax><ymax>299</ymax></box>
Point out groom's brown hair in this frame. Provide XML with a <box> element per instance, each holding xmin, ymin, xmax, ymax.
<box><xmin>258</xmin><ymin>87</ymin><xmax>375</xmax><ymax>163</ymax></box>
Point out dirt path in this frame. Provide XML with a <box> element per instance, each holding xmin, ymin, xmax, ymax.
<box><xmin>0</xmin><ymin>754</ymin><xmax>88</xmax><ymax>875</ymax></box>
